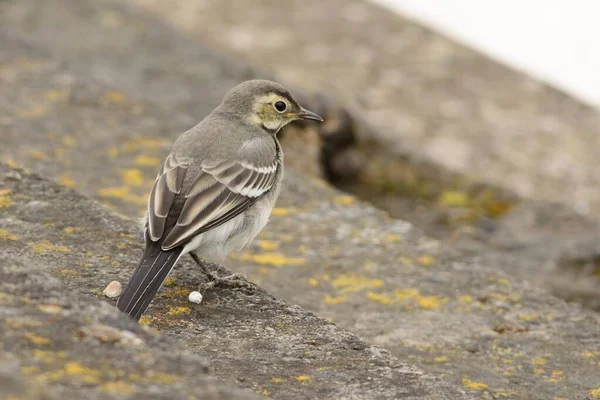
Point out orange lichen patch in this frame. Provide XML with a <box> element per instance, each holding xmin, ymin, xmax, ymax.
<box><xmin>462</xmin><ymin>377</ymin><xmax>488</xmax><ymax>389</ymax></box>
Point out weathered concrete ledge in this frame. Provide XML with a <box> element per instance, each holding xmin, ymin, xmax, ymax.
<box><xmin>0</xmin><ymin>163</ymin><xmax>467</xmax><ymax>399</ymax></box>
<box><xmin>0</xmin><ymin>256</ymin><xmax>256</xmax><ymax>400</ymax></box>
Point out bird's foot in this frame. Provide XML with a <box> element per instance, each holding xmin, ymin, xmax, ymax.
<box><xmin>189</xmin><ymin>253</ymin><xmax>250</xmax><ymax>291</ymax></box>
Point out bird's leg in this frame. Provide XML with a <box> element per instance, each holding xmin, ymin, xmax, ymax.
<box><xmin>189</xmin><ymin>253</ymin><xmax>249</xmax><ymax>290</ymax></box>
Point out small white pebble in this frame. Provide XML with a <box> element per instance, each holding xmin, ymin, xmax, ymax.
<box><xmin>103</xmin><ymin>281</ymin><xmax>123</xmax><ymax>298</ymax></box>
<box><xmin>188</xmin><ymin>291</ymin><xmax>203</xmax><ymax>304</ymax></box>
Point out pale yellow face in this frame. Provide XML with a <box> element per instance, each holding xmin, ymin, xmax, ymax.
<box><xmin>248</xmin><ymin>93</ymin><xmax>300</xmax><ymax>132</ymax></box>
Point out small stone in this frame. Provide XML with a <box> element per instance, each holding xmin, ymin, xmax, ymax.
<box><xmin>188</xmin><ymin>291</ymin><xmax>203</xmax><ymax>304</ymax></box>
<box><xmin>103</xmin><ymin>281</ymin><xmax>122</xmax><ymax>298</ymax></box>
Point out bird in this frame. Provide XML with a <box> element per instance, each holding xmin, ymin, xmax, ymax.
<box><xmin>116</xmin><ymin>80</ymin><xmax>323</xmax><ymax>321</ymax></box>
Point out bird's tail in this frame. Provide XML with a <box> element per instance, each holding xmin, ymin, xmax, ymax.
<box><xmin>117</xmin><ymin>241</ymin><xmax>183</xmax><ymax>321</ymax></box>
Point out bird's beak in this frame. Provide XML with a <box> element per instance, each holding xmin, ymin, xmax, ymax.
<box><xmin>297</xmin><ymin>107</ymin><xmax>324</xmax><ymax>122</ymax></box>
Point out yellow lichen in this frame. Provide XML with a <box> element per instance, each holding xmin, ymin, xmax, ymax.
<box><xmin>462</xmin><ymin>377</ymin><xmax>488</xmax><ymax>389</ymax></box>
<box><xmin>457</xmin><ymin>295</ymin><xmax>472</xmax><ymax>304</ymax></box>
<box><xmin>531</xmin><ymin>357</ymin><xmax>547</xmax><ymax>365</ymax></box>
<box><xmin>62</xmin><ymin>226</ymin><xmax>81</xmax><ymax>234</ymax></box>
<box><xmin>256</xmin><ymin>388</ymin><xmax>271</xmax><ymax>396</ymax></box>
<box><xmin>97</xmin><ymin>186</ymin><xmax>147</xmax><ymax>205</ymax></box>
<box><xmin>57</xmin><ymin>173</ymin><xmax>77</xmax><ymax>188</ymax></box>
<box><xmin>138</xmin><ymin>315</ymin><xmax>154</xmax><ymax>326</ymax></box>
<box><xmin>307</xmin><ymin>278</ymin><xmax>319</xmax><ymax>287</ymax></box>
<box><xmin>167</xmin><ymin>306</ymin><xmax>191</xmax><ymax>316</ymax></box>
<box><xmin>24</xmin><ymin>332</ymin><xmax>51</xmax><ymax>345</ymax></box>
<box><xmin>271</xmin><ymin>377</ymin><xmax>284</xmax><ymax>383</ymax></box>
<box><xmin>97</xmin><ymin>380</ymin><xmax>136</xmax><ymax>395</ymax></box>
<box><xmin>145</xmin><ymin>371</ymin><xmax>182</xmax><ymax>384</ymax></box>
<box><xmin>0</xmin><ymin>228</ymin><xmax>18</xmax><ymax>241</ymax></box>
<box><xmin>518</xmin><ymin>313</ymin><xmax>539</xmax><ymax>321</ymax></box>
<box><xmin>295</xmin><ymin>375</ymin><xmax>310</xmax><ymax>382</ymax></box>
<box><xmin>393</xmin><ymin>288</ymin><xmax>419</xmax><ymax>300</ymax></box>
<box><xmin>414</xmin><ymin>255</ymin><xmax>436</xmax><ymax>266</ymax></box>
<box><xmin>434</xmin><ymin>356</ymin><xmax>449</xmax><ymax>363</ymax></box>
<box><xmin>238</xmin><ymin>252</ymin><xmax>305</xmax><ymax>267</ymax></box>
<box><xmin>366</xmin><ymin>291</ymin><xmax>394</xmax><ymax>305</ymax></box>
<box><xmin>322</xmin><ymin>295</ymin><xmax>346</xmax><ymax>304</ymax></box>
<box><xmin>417</xmin><ymin>296</ymin><xmax>441</xmax><ymax>309</ymax></box>
<box><xmin>104</xmin><ymin>91</ymin><xmax>126</xmax><ymax>103</ymax></box>
<box><xmin>258</xmin><ymin>240</ymin><xmax>279</xmax><ymax>250</ymax></box>
<box><xmin>134</xmin><ymin>155</ymin><xmax>161</xmax><ymax>166</ymax></box>
<box><xmin>331</xmin><ymin>273</ymin><xmax>383</xmax><ymax>293</ymax></box>
<box><xmin>37</xmin><ymin>304</ymin><xmax>62</xmax><ymax>314</ymax></box>
<box><xmin>271</xmin><ymin>207</ymin><xmax>292</xmax><ymax>216</ymax></box>
<box><xmin>120</xmin><ymin>168</ymin><xmax>144</xmax><ymax>186</ymax></box>
<box><xmin>0</xmin><ymin>189</ymin><xmax>12</xmax><ymax>209</ymax></box>
<box><xmin>589</xmin><ymin>388</ymin><xmax>600</xmax><ymax>398</ymax></box>
<box><xmin>333</xmin><ymin>195</ymin><xmax>355</xmax><ymax>205</ymax></box>
<box><xmin>29</xmin><ymin>240</ymin><xmax>70</xmax><ymax>253</ymax></box>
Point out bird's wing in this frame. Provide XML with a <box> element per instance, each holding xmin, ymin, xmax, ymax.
<box><xmin>146</xmin><ymin>141</ymin><xmax>279</xmax><ymax>250</ymax></box>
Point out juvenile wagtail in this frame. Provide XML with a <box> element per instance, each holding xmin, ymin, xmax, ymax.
<box><xmin>117</xmin><ymin>80</ymin><xmax>323</xmax><ymax>321</ymax></box>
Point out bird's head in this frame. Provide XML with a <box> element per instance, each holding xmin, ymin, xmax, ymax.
<box><xmin>220</xmin><ymin>80</ymin><xmax>323</xmax><ymax>134</ymax></box>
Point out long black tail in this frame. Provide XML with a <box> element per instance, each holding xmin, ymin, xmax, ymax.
<box><xmin>117</xmin><ymin>241</ymin><xmax>183</xmax><ymax>321</ymax></box>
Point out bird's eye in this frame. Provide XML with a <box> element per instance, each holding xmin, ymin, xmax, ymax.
<box><xmin>274</xmin><ymin>101</ymin><xmax>287</xmax><ymax>112</ymax></box>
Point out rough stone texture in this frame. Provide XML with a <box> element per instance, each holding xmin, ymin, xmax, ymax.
<box><xmin>0</xmin><ymin>260</ymin><xmax>257</xmax><ymax>400</ymax></box>
<box><xmin>0</xmin><ymin>164</ymin><xmax>467</xmax><ymax>399</ymax></box>
<box><xmin>2</xmin><ymin>0</ymin><xmax>600</xmax><ymax>399</ymax></box>
<box><xmin>132</xmin><ymin>0</ymin><xmax>600</xmax><ymax>219</ymax></box>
